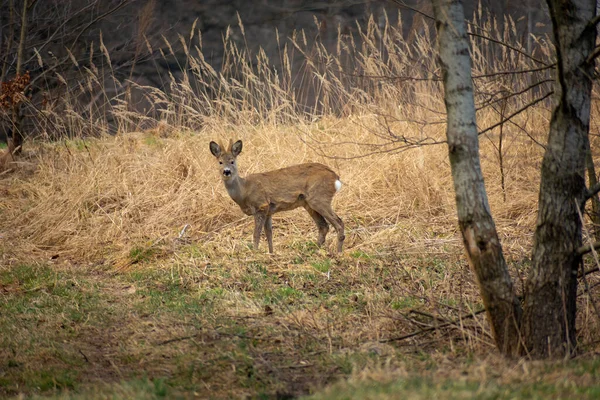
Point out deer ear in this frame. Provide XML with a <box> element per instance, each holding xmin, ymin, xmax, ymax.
<box><xmin>231</xmin><ymin>140</ymin><xmax>243</xmax><ymax>157</ymax></box>
<box><xmin>209</xmin><ymin>141</ymin><xmax>221</xmax><ymax>157</ymax></box>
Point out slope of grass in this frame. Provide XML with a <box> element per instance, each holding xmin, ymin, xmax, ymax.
<box><xmin>1</xmin><ymin>256</ymin><xmax>599</xmax><ymax>399</ymax></box>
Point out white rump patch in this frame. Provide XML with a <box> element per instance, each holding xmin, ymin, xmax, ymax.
<box><xmin>334</xmin><ymin>179</ymin><xmax>342</xmax><ymax>192</ymax></box>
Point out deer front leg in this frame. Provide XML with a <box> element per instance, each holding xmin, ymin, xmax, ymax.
<box><xmin>264</xmin><ymin>215</ymin><xmax>273</xmax><ymax>253</ymax></box>
<box><xmin>253</xmin><ymin>213</ymin><xmax>266</xmax><ymax>250</ymax></box>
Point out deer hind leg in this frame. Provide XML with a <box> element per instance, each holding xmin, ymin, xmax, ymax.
<box><xmin>305</xmin><ymin>206</ymin><xmax>329</xmax><ymax>246</ymax></box>
<box><xmin>264</xmin><ymin>215</ymin><xmax>274</xmax><ymax>253</ymax></box>
<box><xmin>309</xmin><ymin>203</ymin><xmax>345</xmax><ymax>253</ymax></box>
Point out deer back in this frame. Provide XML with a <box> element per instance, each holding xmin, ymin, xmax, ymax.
<box><xmin>242</xmin><ymin>163</ymin><xmax>339</xmax><ymax>214</ymax></box>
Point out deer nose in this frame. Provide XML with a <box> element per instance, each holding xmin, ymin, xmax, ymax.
<box><xmin>223</xmin><ymin>168</ymin><xmax>231</xmax><ymax>176</ymax></box>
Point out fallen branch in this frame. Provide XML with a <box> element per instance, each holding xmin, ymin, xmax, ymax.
<box><xmin>157</xmin><ymin>328</ymin><xmax>264</xmax><ymax>346</ymax></box>
<box><xmin>379</xmin><ymin>308</ymin><xmax>486</xmax><ymax>343</ymax></box>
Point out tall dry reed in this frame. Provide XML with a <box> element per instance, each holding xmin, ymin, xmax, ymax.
<box><xmin>0</xmin><ymin>9</ymin><xmax>575</xmax><ymax>267</ymax></box>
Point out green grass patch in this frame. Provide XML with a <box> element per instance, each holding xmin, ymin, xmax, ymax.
<box><xmin>311</xmin><ymin>259</ymin><xmax>332</xmax><ymax>273</ymax></box>
<box><xmin>128</xmin><ymin>245</ymin><xmax>157</xmax><ymax>264</ymax></box>
<box><xmin>306</xmin><ymin>374</ymin><xmax>600</xmax><ymax>400</ymax></box>
<box><xmin>24</xmin><ymin>377</ymin><xmax>171</xmax><ymax>399</ymax></box>
<box><xmin>0</xmin><ymin>264</ymin><xmax>107</xmax><ymax>396</ymax></box>
<box><xmin>1</xmin><ymin>256</ymin><xmax>599</xmax><ymax>399</ymax></box>
<box><xmin>390</xmin><ymin>296</ymin><xmax>424</xmax><ymax>310</ymax></box>
<box><xmin>143</xmin><ymin>134</ymin><xmax>161</xmax><ymax>147</ymax></box>
<box><xmin>350</xmin><ymin>249</ymin><xmax>373</xmax><ymax>260</ymax></box>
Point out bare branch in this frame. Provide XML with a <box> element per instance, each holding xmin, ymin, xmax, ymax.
<box><xmin>467</xmin><ymin>31</ymin><xmax>551</xmax><ymax>67</ymax></box>
<box><xmin>340</xmin><ymin>66</ymin><xmax>554</xmax><ymax>84</ymax></box>
<box><xmin>391</xmin><ymin>0</ymin><xmax>549</xmax><ymax>66</ymax></box>
<box><xmin>588</xmin><ymin>14</ymin><xmax>600</xmax><ymax>30</ymax></box>
<box><xmin>23</xmin><ymin>0</ymin><xmax>99</xmax><ymax>67</ymax></box>
<box><xmin>26</xmin><ymin>0</ymin><xmax>133</xmax><ymax>91</ymax></box>
<box><xmin>475</xmin><ymin>79</ymin><xmax>554</xmax><ymax>112</ymax></box>
<box><xmin>389</xmin><ymin>0</ymin><xmax>434</xmax><ymax>21</ymax></box>
<box><xmin>577</xmin><ymin>241</ymin><xmax>600</xmax><ymax>256</ymax></box>
<box><xmin>574</xmin><ymin>200</ymin><xmax>600</xmax><ymax>322</ymax></box>
<box><xmin>379</xmin><ymin>308</ymin><xmax>486</xmax><ymax>343</ymax></box>
<box><xmin>585</xmin><ymin>182</ymin><xmax>600</xmax><ymax>202</ymax></box>
<box><xmin>579</xmin><ymin>265</ymin><xmax>600</xmax><ymax>278</ymax></box>
<box><xmin>69</xmin><ymin>0</ymin><xmax>132</xmax><ymax>49</ymax></box>
<box><xmin>0</xmin><ymin>0</ymin><xmax>16</xmax><ymax>82</ymax></box>
<box><xmin>473</xmin><ymin>65</ymin><xmax>555</xmax><ymax>79</ymax></box>
<box><xmin>478</xmin><ymin>91</ymin><xmax>554</xmax><ymax>136</ymax></box>
<box><xmin>586</xmin><ymin>46</ymin><xmax>600</xmax><ymax>64</ymax></box>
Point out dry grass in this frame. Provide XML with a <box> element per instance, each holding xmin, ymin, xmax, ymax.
<box><xmin>1</xmin><ymin>9</ymin><xmax>600</xmax><ymax>399</ymax></box>
<box><xmin>0</xmin><ymin>117</ymin><xmax>542</xmax><ymax>266</ymax></box>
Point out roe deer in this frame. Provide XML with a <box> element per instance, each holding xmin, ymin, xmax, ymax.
<box><xmin>210</xmin><ymin>140</ymin><xmax>345</xmax><ymax>253</ymax></box>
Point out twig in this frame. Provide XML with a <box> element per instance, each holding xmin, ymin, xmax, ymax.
<box><xmin>576</xmin><ymin>241</ymin><xmax>600</xmax><ymax>257</ymax></box>
<box><xmin>69</xmin><ymin>0</ymin><xmax>132</xmax><ymax>49</ymax></box>
<box><xmin>78</xmin><ymin>348</ymin><xmax>89</xmax><ymax>363</ymax></box>
<box><xmin>379</xmin><ymin>308</ymin><xmax>486</xmax><ymax>343</ymax></box>
<box><xmin>478</xmin><ymin>91</ymin><xmax>554</xmax><ymax>136</ymax></box>
<box><xmin>157</xmin><ymin>329</ymin><xmax>264</xmax><ymax>346</ymax></box>
<box><xmin>389</xmin><ymin>0</ymin><xmax>433</xmax><ymax>21</ymax></box>
<box><xmin>585</xmin><ymin>46</ymin><xmax>600</xmax><ymax>64</ymax></box>
<box><xmin>579</xmin><ymin>265</ymin><xmax>600</xmax><ymax>278</ymax></box>
<box><xmin>26</xmin><ymin>0</ymin><xmax>133</xmax><ymax>91</ymax></box>
<box><xmin>468</xmin><ymin>31</ymin><xmax>550</xmax><ymax>67</ymax></box>
<box><xmin>23</xmin><ymin>0</ymin><xmax>99</xmax><ymax>67</ymax></box>
<box><xmin>574</xmin><ymin>199</ymin><xmax>600</xmax><ymax>322</ymax></box>
<box><xmin>178</xmin><ymin>224</ymin><xmax>190</xmax><ymax>239</ymax></box>
<box><xmin>475</xmin><ymin>79</ymin><xmax>553</xmax><ymax>112</ymax></box>
<box><xmin>589</xmin><ymin>14</ymin><xmax>600</xmax><ymax>28</ymax></box>
<box><xmin>392</xmin><ymin>0</ymin><xmax>544</xmax><ymax>66</ymax></box>
<box><xmin>409</xmin><ymin>309</ymin><xmax>447</xmax><ymax>322</ymax></box>
<box><xmin>585</xmin><ymin>182</ymin><xmax>600</xmax><ymax>201</ymax></box>
<box><xmin>473</xmin><ymin>65</ymin><xmax>555</xmax><ymax>79</ymax></box>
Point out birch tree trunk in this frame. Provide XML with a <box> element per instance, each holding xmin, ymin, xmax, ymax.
<box><xmin>522</xmin><ymin>0</ymin><xmax>596</xmax><ymax>358</ymax></box>
<box><xmin>431</xmin><ymin>0</ymin><xmax>523</xmax><ymax>357</ymax></box>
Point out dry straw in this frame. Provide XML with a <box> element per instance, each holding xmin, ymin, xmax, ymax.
<box><xmin>1</xmin><ymin>11</ymin><xmax>554</xmax><ymax>266</ymax></box>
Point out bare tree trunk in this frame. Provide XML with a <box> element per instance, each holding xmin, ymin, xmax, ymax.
<box><xmin>431</xmin><ymin>0</ymin><xmax>523</xmax><ymax>357</ymax></box>
<box><xmin>11</xmin><ymin>0</ymin><xmax>28</xmax><ymax>153</ymax></box>
<box><xmin>523</xmin><ymin>0</ymin><xmax>596</xmax><ymax>359</ymax></box>
<box><xmin>0</xmin><ymin>0</ymin><xmax>15</xmax><ymax>83</ymax></box>
<box><xmin>15</xmin><ymin>0</ymin><xmax>28</xmax><ymax>76</ymax></box>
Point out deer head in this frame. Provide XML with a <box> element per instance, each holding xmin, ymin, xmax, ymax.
<box><xmin>209</xmin><ymin>139</ymin><xmax>243</xmax><ymax>181</ymax></box>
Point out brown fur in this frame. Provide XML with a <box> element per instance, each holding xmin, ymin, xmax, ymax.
<box><xmin>210</xmin><ymin>139</ymin><xmax>345</xmax><ymax>253</ymax></box>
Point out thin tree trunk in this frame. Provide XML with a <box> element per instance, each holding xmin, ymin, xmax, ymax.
<box><xmin>523</xmin><ymin>0</ymin><xmax>596</xmax><ymax>359</ymax></box>
<box><xmin>0</xmin><ymin>0</ymin><xmax>15</xmax><ymax>83</ymax></box>
<box><xmin>585</xmin><ymin>144</ymin><xmax>600</xmax><ymax>242</ymax></box>
<box><xmin>12</xmin><ymin>0</ymin><xmax>28</xmax><ymax>153</ymax></box>
<box><xmin>431</xmin><ymin>0</ymin><xmax>522</xmax><ymax>357</ymax></box>
<box><xmin>15</xmin><ymin>0</ymin><xmax>28</xmax><ymax>76</ymax></box>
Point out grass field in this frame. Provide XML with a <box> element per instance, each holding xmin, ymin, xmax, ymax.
<box><xmin>1</xmin><ymin>11</ymin><xmax>600</xmax><ymax>400</ymax></box>
<box><xmin>1</xmin><ymin>128</ymin><xmax>599</xmax><ymax>399</ymax></box>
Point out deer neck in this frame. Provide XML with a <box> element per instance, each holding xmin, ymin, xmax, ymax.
<box><xmin>223</xmin><ymin>175</ymin><xmax>247</xmax><ymax>207</ymax></box>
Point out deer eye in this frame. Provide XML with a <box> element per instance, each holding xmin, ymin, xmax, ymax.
<box><xmin>230</xmin><ymin>161</ymin><xmax>234</xmax><ymax>165</ymax></box>
<box><xmin>219</xmin><ymin>161</ymin><xmax>223</xmax><ymax>165</ymax></box>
